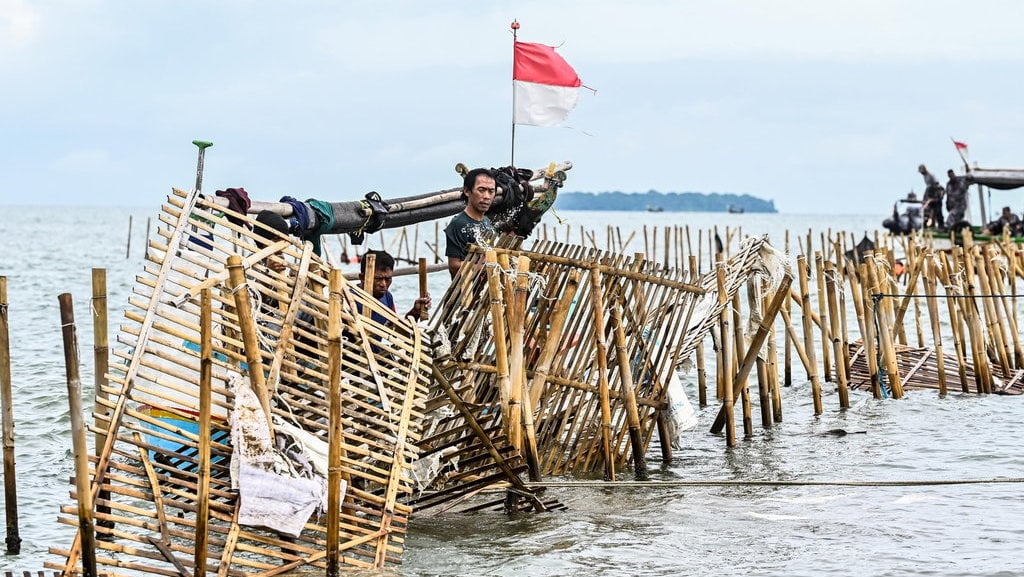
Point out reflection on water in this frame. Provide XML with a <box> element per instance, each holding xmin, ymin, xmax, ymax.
<box><xmin>2</xmin><ymin>208</ymin><xmax>1024</xmax><ymax>576</ymax></box>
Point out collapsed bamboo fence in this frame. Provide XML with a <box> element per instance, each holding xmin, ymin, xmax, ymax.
<box><xmin>49</xmin><ymin>188</ymin><xmax>431</xmax><ymax>575</ymax></box>
<box><xmin>411</xmin><ymin>232</ymin><xmax>791</xmax><ymax>493</ymax></box>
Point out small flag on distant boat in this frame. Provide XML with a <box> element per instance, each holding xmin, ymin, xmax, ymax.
<box><xmin>512</xmin><ymin>32</ymin><xmax>583</xmax><ymax>127</ymax></box>
<box><xmin>952</xmin><ymin>138</ymin><xmax>969</xmax><ymax>165</ymax></box>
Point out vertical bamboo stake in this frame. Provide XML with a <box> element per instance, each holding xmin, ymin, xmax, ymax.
<box><xmin>937</xmin><ymin>253</ymin><xmax>971</xmax><ymax>393</ymax></box>
<box><xmin>689</xmin><ymin>255</ymin><xmax>708</xmax><ymax>408</ymax></box>
<box><xmin>225</xmin><ymin>255</ymin><xmax>274</xmax><ymax>435</ymax></box>
<box><xmin>797</xmin><ymin>256</ymin><xmax>823</xmax><ymax>414</ymax></box>
<box><xmin>977</xmin><ymin>249</ymin><xmax>1012</xmax><ymax>377</ymax></box>
<box><xmin>783</xmin><ymin>230</ymin><xmax>793</xmax><ymax>386</ymax></box>
<box><xmin>90</xmin><ymin>269</ymin><xmax>113</xmax><ymax>532</ymax></box>
<box><xmin>59</xmin><ymin>293</ymin><xmax>98</xmax><ymax>577</ymax></box>
<box><xmin>326</xmin><ymin>270</ymin><xmax>343</xmax><ymax>576</ymax></box>
<box><xmin>0</xmin><ymin>278</ymin><xmax>20</xmax><ymax>555</ymax></box>
<box><xmin>506</xmin><ymin>257</ymin><xmax>529</xmax><ymax>452</ymax></box>
<box><xmin>957</xmin><ymin>243</ymin><xmax>992</xmax><ymax>393</ymax></box>
<box><xmin>484</xmin><ymin>250</ymin><xmax>513</xmax><ymax>440</ymax></box>
<box><xmin>815</xmin><ymin>252</ymin><xmax>832</xmax><ymax>382</ymax></box>
<box><xmin>922</xmin><ymin>256</ymin><xmax>948</xmax><ymax>397</ymax></box>
<box><xmin>766</xmin><ymin>304</ymin><xmax>783</xmax><ymax>423</ymax></box>
<box><xmin>732</xmin><ymin>290</ymin><xmax>752</xmax><ymax>438</ymax></box>
<box><xmin>824</xmin><ymin>262</ymin><xmax>849</xmax><ymax>408</ymax></box>
<box><xmin>125</xmin><ymin>214</ymin><xmax>133</xmax><ymax>259</ymax></box>
<box><xmin>418</xmin><ymin>257</ymin><xmax>429</xmax><ymax>321</ymax></box>
<box><xmin>710</xmin><ymin>274</ymin><xmax>792</xmax><ymax>433</ymax></box>
<box><xmin>588</xmin><ymin>265</ymin><xmax>615</xmax><ymax>480</ymax></box>
<box><xmin>716</xmin><ymin>264</ymin><xmax>736</xmax><ymax>446</ymax></box>
<box><xmin>193</xmin><ymin>289</ymin><xmax>213</xmax><ymax>577</ymax></box>
<box><xmin>362</xmin><ymin>253</ymin><xmax>377</xmax><ymax>320</ymax></box>
<box><xmin>867</xmin><ymin>255</ymin><xmax>904</xmax><ymax>398</ymax></box>
<box><xmin>610</xmin><ymin>302</ymin><xmax>649</xmax><ymax>480</ymax></box>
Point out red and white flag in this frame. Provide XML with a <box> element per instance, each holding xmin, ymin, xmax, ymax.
<box><xmin>952</xmin><ymin>139</ymin><xmax>969</xmax><ymax>164</ymax></box>
<box><xmin>513</xmin><ymin>41</ymin><xmax>582</xmax><ymax>127</ymax></box>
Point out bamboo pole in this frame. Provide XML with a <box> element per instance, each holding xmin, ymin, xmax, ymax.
<box><xmin>59</xmin><ymin>293</ymin><xmax>98</xmax><ymax>577</ymax></box>
<box><xmin>125</xmin><ymin>214</ymin><xmax>133</xmax><ymax>259</ymax></box>
<box><xmin>527</xmin><ymin>271</ymin><xmax>581</xmax><ymax>409</ymax></box>
<box><xmin>824</xmin><ymin>262</ymin><xmax>849</xmax><ymax>408</ymax></box>
<box><xmin>689</xmin><ymin>255</ymin><xmax>708</xmax><ymax>408</ymax></box>
<box><xmin>513</xmin><ymin>256</ymin><xmax>543</xmax><ymax>481</ymax></box>
<box><xmin>797</xmin><ymin>256</ymin><xmax>823</xmax><ymax>414</ymax></box>
<box><xmin>326</xmin><ymin>270</ymin><xmax>343</xmax><ymax>576</ymax></box>
<box><xmin>815</xmin><ymin>252</ymin><xmax>832</xmax><ymax>382</ymax></box>
<box><xmin>484</xmin><ymin>250</ymin><xmax>513</xmax><ymax>439</ymax></box>
<box><xmin>956</xmin><ymin>243</ymin><xmax>992</xmax><ymax>393</ymax></box>
<box><xmin>977</xmin><ymin>248</ymin><xmax>1012</xmax><ymax>377</ymax></box>
<box><xmin>193</xmin><ymin>289</ymin><xmax>213</xmax><ymax>577</ymax></box>
<box><xmin>766</xmin><ymin>302</ymin><xmax>782</xmax><ymax>423</ymax></box>
<box><xmin>783</xmin><ymin>231</ymin><xmax>792</xmax><ymax>386</ymax></box>
<box><xmin>732</xmin><ymin>290</ymin><xmax>752</xmax><ymax>439</ymax></box>
<box><xmin>507</xmin><ymin>256</ymin><xmax>529</xmax><ymax>452</ymax></box>
<box><xmin>610</xmin><ymin>301</ymin><xmax>649</xmax><ymax>480</ymax></box>
<box><xmin>716</xmin><ymin>263</ymin><xmax>736</xmax><ymax>446</ymax></box>
<box><xmin>418</xmin><ymin>258</ymin><xmax>429</xmax><ymax>321</ymax></box>
<box><xmin>589</xmin><ymin>265</ymin><xmax>616</xmax><ymax>480</ymax></box>
<box><xmin>0</xmin><ymin>277</ymin><xmax>20</xmax><ymax>555</ymax></box>
<box><xmin>711</xmin><ymin>274</ymin><xmax>793</xmax><ymax>433</ymax></box>
<box><xmin>90</xmin><ymin>269</ymin><xmax>114</xmax><ymax>532</ymax></box>
<box><xmin>937</xmin><ymin>253</ymin><xmax>971</xmax><ymax>393</ymax></box>
<box><xmin>362</xmin><ymin>253</ymin><xmax>376</xmax><ymax>321</ymax></box>
<box><xmin>225</xmin><ymin>254</ymin><xmax>274</xmax><ymax>435</ymax></box>
<box><xmin>922</xmin><ymin>256</ymin><xmax>948</xmax><ymax>397</ymax></box>
<box><xmin>867</xmin><ymin>255</ymin><xmax>904</xmax><ymax>398</ymax></box>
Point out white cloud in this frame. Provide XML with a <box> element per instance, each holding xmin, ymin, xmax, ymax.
<box><xmin>0</xmin><ymin>0</ymin><xmax>39</xmax><ymax>48</ymax></box>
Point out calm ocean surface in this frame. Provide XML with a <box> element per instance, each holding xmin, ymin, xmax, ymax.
<box><xmin>1</xmin><ymin>206</ymin><xmax>1023</xmax><ymax>576</ymax></box>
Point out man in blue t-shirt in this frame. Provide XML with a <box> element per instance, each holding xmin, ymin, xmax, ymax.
<box><xmin>444</xmin><ymin>167</ymin><xmax>497</xmax><ymax>278</ymax></box>
<box><xmin>357</xmin><ymin>250</ymin><xmax>431</xmax><ymax>323</ymax></box>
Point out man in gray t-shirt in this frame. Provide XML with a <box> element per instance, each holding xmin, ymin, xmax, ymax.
<box><xmin>444</xmin><ymin>168</ymin><xmax>497</xmax><ymax>278</ymax></box>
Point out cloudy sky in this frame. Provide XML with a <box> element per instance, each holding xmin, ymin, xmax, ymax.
<box><xmin>1</xmin><ymin>0</ymin><xmax>1022</xmax><ymax>213</ymax></box>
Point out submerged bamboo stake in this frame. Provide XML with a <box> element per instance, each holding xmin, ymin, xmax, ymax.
<box><xmin>732</xmin><ymin>290</ymin><xmax>752</xmax><ymax>439</ymax></box>
<box><xmin>710</xmin><ymin>274</ymin><xmax>792</xmax><ymax>434</ymax></box>
<box><xmin>824</xmin><ymin>262</ymin><xmax>849</xmax><ymax>408</ymax></box>
<box><xmin>125</xmin><ymin>214</ymin><xmax>133</xmax><ymax>259</ymax></box>
<box><xmin>716</xmin><ymin>263</ymin><xmax>736</xmax><ymax>446</ymax></box>
<box><xmin>59</xmin><ymin>293</ymin><xmax>98</xmax><ymax>577</ymax></box>
<box><xmin>815</xmin><ymin>252</ymin><xmax>832</xmax><ymax>382</ymax></box>
<box><xmin>588</xmin><ymin>265</ymin><xmax>616</xmax><ymax>480</ymax></box>
<box><xmin>937</xmin><ymin>253</ymin><xmax>971</xmax><ymax>393</ymax></box>
<box><xmin>610</xmin><ymin>301</ymin><xmax>649</xmax><ymax>481</ymax></box>
<box><xmin>922</xmin><ymin>257</ymin><xmax>948</xmax><ymax>397</ymax></box>
<box><xmin>0</xmin><ymin>278</ymin><xmax>20</xmax><ymax>555</ymax></box>
<box><xmin>797</xmin><ymin>256</ymin><xmax>823</xmax><ymax>414</ymax></box>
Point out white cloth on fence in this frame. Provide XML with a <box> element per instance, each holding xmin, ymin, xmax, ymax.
<box><xmin>228</xmin><ymin>372</ymin><xmax>335</xmax><ymax>537</ymax></box>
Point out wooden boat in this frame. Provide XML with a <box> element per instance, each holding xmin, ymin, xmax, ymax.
<box><xmin>727</xmin><ymin>205</ymin><xmax>744</xmax><ymax>214</ymax></box>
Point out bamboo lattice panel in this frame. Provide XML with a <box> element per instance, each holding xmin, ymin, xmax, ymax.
<box><xmin>48</xmin><ymin>189</ymin><xmax>430</xmax><ymax>575</ymax></box>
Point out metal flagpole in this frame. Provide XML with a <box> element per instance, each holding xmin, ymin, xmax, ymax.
<box><xmin>511</xmin><ymin>20</ymin><xmax>520</xmax><ymax>167</ymax></box>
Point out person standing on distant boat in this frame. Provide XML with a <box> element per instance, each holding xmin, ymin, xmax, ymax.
<box><xmin>945</xmin><ymin>169</ymin><xmax>971</xmax><ymax>231</ymax></box>
<box><xmin>982</xmin><ymin>206</ymin><xmax>1022</xmax><ymax>236</ymax></box>
<box><xmin>918</xmin><ymin>164</ymin><xmax>944</xmax><ymax>228</ymax></box>
<box><xmin>445</xmin><ymin>167</ymin><xmax>497</xmax><ymax>278</ymax></box>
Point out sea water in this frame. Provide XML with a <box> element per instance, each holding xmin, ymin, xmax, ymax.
<box><xmin>1</xmin><ymin>206</ymin><xmax>1023</xmax><ymax>576</ymax></box>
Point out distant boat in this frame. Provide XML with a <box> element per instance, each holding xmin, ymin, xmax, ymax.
<box><xmin>727</xmin><ymin>205</ymin><xmax>744</xmax><ymax>214</ymax></box>
<box><xmin>646</xmin><ymin>205</ymin><xmax>664</xmax><ymax>212</ymax></box>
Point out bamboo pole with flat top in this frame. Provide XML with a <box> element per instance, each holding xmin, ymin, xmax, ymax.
<box><xmin>0</xmin><ymin>278</ymin><xmax>21</xmax><ymax>555</ymax></box>
<box><xmin>59</xmin><ymin>293</ymin><xmax>98</xmax><ymax>577</ymax></box>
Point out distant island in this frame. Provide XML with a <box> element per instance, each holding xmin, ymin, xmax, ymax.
<box><xmin>554</xmin><ymin>190</ymin><xmax>777</xmax><ymax>213</ymax></box>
